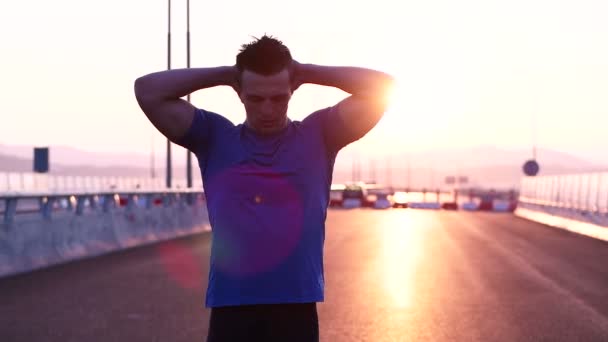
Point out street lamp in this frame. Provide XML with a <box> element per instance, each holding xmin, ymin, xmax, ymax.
<box><xmin>186</xmin><ymin>0</ymin><xmax>193</xmax><ymax>188</ymax></box>
<box><xmin>165</xmin><ymin>0</ymin><xmax>172</xmax><ymax>188</ymax></box>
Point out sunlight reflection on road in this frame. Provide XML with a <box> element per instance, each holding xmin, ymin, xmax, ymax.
<box><xmin>378</xmin><ymin>210</ymin><xmax>430</xmax><ymax>309</ymax></box>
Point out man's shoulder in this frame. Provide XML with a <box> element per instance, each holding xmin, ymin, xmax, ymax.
<box><xmin>299</xmin><ymin>106</ymin><xmax>335</xmax><ymax>126</ymax></box>
<box><xmin>196</xmin><ymin>108</ymin><xmax>236</xmax><ymax>127</ymax></box>
<box><xmin>194</xmin><ymin>108</ymin><xmax>241</xmax><ymax>140</ymax></box>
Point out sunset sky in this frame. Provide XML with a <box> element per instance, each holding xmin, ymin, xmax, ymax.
<box><xmin>2</xmin><ymin>0</ymin><xmax>607</xmax><ymax>165</ymax></box>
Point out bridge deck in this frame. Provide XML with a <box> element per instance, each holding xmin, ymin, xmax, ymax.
<box><xmin>1</xmin><ymin>210</ymin><xmax>607</xmax><ymax>341</ymax></box>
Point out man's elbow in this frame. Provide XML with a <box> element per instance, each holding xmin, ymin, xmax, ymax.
<box><xmin>360</xmin><ymin>80</ymin><xmax>395</xmax><ymax>112</ymax></box>
<box><xmin>381</xmin><ymin>73</ymin><xmax>396</xmax><ymax>95</ymax></box>
<box><xmin>134</xmin><ymin>76</ymin><xmax>164</xmax><ymax>111</ymax></box>
<box><xmin>369</xmin><ymin>74</ymin><xmax>396</xmax><ymax>113</ymax></box>
<box><xmin>364</xmin><ymin>73</ymin><xmax>396</xmax><ymax>103</ymax></box>
<box><xmin>383</xmin><ymin>71</ymin><xmax>396</xmax><ymax>84</ymax></box>
<box><xmin>134</xmin><ymin>76</ymin><xmax>149</xmax><ymax>102</ymax></box>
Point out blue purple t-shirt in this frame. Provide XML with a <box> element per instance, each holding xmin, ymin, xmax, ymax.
<box><xmin>176</xmin><ymin>106</ymin><xmax>366</xmax><ymax>308</ymax></box>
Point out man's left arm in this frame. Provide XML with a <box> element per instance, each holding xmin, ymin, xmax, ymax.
<box><xmin>296</xmin><ymin>63</ymin><xmax>395</xmax><ymax>146</ymax></box>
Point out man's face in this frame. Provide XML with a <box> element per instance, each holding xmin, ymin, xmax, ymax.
<box><xmin>239</xmin><ymin>68</ymin><xmax>292</xmax><ymax>135</ymax></box>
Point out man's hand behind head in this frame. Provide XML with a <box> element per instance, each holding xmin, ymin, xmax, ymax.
<box><xmin>290</xmin><ymin>60</ymin><xmax>303</xmax><ymax>93</ymax></box>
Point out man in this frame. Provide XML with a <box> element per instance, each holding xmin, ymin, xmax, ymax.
<box><xmin>134</xmin><ymin>35</ymin><xmax>394</xmax><ymax>342</ymax></box>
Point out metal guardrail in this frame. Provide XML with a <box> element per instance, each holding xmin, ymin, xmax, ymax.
<box><xmin>0</xmin><ymin>172</ymin><xmax>202</xmax><ymax>193</ymax></box>
<box><xmin>0</xmin><ymin>189</ymin><xmax>205</xmax><ymax>226</ymax></box>
<box><xmin>519</xmin><ymin>172</ymin><xmax>608</xmax><ymax>215</ymax></box>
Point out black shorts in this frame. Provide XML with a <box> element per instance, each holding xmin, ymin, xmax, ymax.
<box><xmin>206</xmin><ymin>303</ymin><xmax>319</xmax><ymax>342</ymax></box>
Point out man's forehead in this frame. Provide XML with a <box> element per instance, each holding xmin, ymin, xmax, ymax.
<box><xmin>241</xmin><ymin>69</ymin><xmax>290</xmax><ymax>86</ymax></box>
<box><xmin>243</xmin><ymin>86</ymin><xmax>290</xmax><ymax>96</ymax></box>
<box><xmin>241</xmin><ymin>71</ymin><xmax>291</xmax><ymax>97</ymax></box>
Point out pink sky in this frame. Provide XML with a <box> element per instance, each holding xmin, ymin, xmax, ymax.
<box><xmin>1</xmin><ymin>0</ymin><xmax>607</xmax><ymax>164</ymax></box>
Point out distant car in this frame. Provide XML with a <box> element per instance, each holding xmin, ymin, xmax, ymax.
<box><xmin>329</xmin><ymin>184</ymin><xmax>345</xmax><ymax>208</ymax></box>
<box><xmin>341</xmin><ymin>185</ymin><xmax>366</xmax><ymax>209</ymax></box>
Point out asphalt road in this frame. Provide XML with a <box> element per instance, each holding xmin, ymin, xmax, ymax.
<box><xmin>2</xmin><ymin>210</ymin><xmax>608</xmax><ymax>341</ymax></box>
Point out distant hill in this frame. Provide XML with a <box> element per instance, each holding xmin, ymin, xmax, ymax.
<box><xmin>1</xmin><ymin>144</ymin><xmax>606</xmax><ymax>190</ymax></box>
<box><xmin>0</xmin><ymin>153</ymin><xmax>31</xmax><ymax>172</ymax></box>
<box><xmin>0</xmin><ymin>152</ymin><xmax>167</xmax><ymax>178</ymax></box>
<box><xmin>0</xmin><ymin>144</ymin><xmax>175</xmax><ymax>168</ymax></box>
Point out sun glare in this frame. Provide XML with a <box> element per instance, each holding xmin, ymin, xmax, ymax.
<box><xmin>373</xmin><ymin>72</ymin><xmax>458</xmax><ymax>152</ymax></box>
<box><xmin>380</xmin><ymin>211</ymin><xmax>425</xmax><ymax>308</ymax></box>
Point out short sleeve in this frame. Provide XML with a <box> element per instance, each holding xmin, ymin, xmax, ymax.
<box><xmin>175</xmin><ymin>108</ymin><xmax>234</xmax><ymax>154</ymax></box>
<box><xmin>174</xmin><ymin>108</ymin><xmax>208</xmax><ymax>152</ymax></box>
<box><xmin>304</xmin><ymin>106</ymin><xmax>370</xmax><ymax>153</ymax></box>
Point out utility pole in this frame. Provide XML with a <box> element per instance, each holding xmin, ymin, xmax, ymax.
<box><xmin>150</xmin><ymin>135</ymin><xmax>155</xmax><ymax>179</ymax></box>
<box><xmin>186</xmin><ymin>0</ymin><xmax>193</xmax><ymax>188</ymax></box>
<box><xmin>165</xmin><ymin>0</ymin><xmax>173</xmax><ymax>188</ymax></box>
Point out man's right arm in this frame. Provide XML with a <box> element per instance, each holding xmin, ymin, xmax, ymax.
<box><xmin>134</xmin><ymin>66</ymin><xmax>237</xmax><ymax>142</ymax></box>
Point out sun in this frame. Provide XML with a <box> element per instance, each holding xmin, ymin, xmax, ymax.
<box><xmin>374</xmin><ymin>73</ymin><xmax>456</xmax><ymax>151</ymax></box>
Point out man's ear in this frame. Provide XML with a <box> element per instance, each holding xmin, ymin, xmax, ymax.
<box><xmin>232</xmin><ymin>84</ymin><xmax>244</xmax><ymax>104</ymax></box>
<box><xmin>231</xmin><ymin>70</ymin><xmax>241</xmax><ymax>94</ymax></box>
<box><xmin>289</xmin><ymin>60</ymin><xmax>302</xmax><ymax>92</ymax></box>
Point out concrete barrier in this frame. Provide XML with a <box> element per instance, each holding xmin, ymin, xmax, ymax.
<box><xmin>515</xmin><ymin>206</ymin><xmax>608</xmax><ymax>242</ymax></box>
<box><xmin>0</xmin><ymin>192</ymin><xmax>210</xmax><ymax>278</ymax></box>
<box><xmin>515</xmin><ymin>173</ymin><xmax>608</xmax><ymax>242</ymax></box>
<box><xmin>460</xmin><ymin>202</ymin><xmax>479</xmax><ymax>211</ymax></box>
<box><xmin>408</xmin><ymin>202</ymin><xmax>442</xmax><ymax>210</ymax></box>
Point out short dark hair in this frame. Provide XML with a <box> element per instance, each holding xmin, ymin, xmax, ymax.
<box><xmin>236</xmin><ymin>35</ymin><xmax>293</xmax><ymax>76</ymax></box>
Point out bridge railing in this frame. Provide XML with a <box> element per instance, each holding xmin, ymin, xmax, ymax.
<box><xmin>0</xmin><ymin>186</ymin><xmax>209</xmax><ymax>278</ymax></box>
<box><xmin>0</xmin><ymin>171</ymin><xmax>206</xmax><ymax>228</ymax></box>
<box><xmin>0</xmin><ymin>189</ymin><xmax>205</xmax><ymax>226</ymax></box>
<box><xmin>518</xmin><ymin>172</ymin><xmax>608</xmax><ymax>217</ymax></box>
<box><xmin>0</xmin><ymin>172</ymin><xmax>203</xmax><ymax>194</ymax></box>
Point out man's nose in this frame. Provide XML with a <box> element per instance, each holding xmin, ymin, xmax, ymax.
<box><xmin>260</xmin><ymin>100</ymin><xmax>274</xmax><ymax>115</ymax></box>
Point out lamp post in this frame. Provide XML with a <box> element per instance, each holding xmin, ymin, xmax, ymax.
<box><xmin>165</xmin><ymin>0</ymin><xmax>173</xmax><ymax>188</ymax></box>
<box><xmin>186</xmin><ymin>0</ymin><xmax>193</xmax><ymax>188</ymax></box>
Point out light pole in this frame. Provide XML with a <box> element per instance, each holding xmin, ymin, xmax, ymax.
<box><xmin>165</xmin><ymin>0</ymin><xmax>173</xmax><ymax>188</ymax></box>
<box><xmin>370</xmin><ymin>158</ymin><xmax>376</xmax><ymax>183</ymax></box>
<box><xmin>407</xmin><ymin>157</ymin><xmax>411</xmax><ymax>190</ymax></box>
<box><xmin>150</xmin><ymin>135</ymin><xmax>155</xmax><ymax>179</ymax></box>
<box><xmin>385</xmin><ymin>157</ymin><xmax>392</xmax><ymax>187</ymax></box>
<box><xmin>186</xmin><ymin>0</ymin><xmax>193</xmax><ymax>188</ymax></box>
